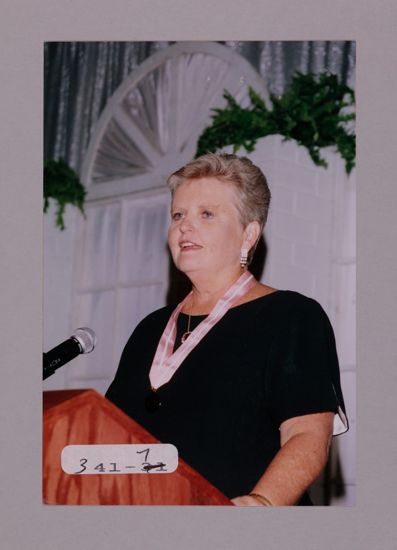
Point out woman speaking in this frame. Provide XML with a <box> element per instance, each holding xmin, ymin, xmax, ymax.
<box><xmin>106</xmin><ymin>153</ymin><xmax>348</xmax><ymax>506</ymax></box>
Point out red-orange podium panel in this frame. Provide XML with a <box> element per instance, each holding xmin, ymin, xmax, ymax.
<box><xmin>43</xmin><ymin>389</ymin><xmax>232</xmax><ymax>505</ymax></box>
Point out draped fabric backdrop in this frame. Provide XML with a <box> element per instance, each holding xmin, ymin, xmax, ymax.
<box><xmin>44</xmin><ymin>41</ymin><xmax>355</xmax><ymax>174</ymax></box>
<box><xmin>43</xmin><ymin>41</ymin><xmax>356</xmax><ymax>505</ymax></box>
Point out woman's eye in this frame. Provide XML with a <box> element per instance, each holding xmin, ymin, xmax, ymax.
<box><xmin>172</xmin><ymin>212</ymin><xmax>183</xmax><ymax>221</ymax></box>
<box><xmin>202</xmin><ymin>210</ymin><xmax>214</xmax><ymax>219</ymax></box>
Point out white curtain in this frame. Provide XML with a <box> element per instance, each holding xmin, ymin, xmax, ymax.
<box><xmin>65</xmin><ymin>192</ymin><xmax>170</xmax><ymax>394</ymax></box>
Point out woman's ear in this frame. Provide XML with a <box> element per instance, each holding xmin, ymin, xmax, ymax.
<box><xmin>243</xmin><ymin>221</ymin><xmax>261</xmax><ymax>251</ymax></box>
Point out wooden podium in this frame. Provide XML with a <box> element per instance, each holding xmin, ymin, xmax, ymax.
<box><xmin>43</xmin><ymin>389</ymin><xmax>232</xmax><ymax>505</ymax></box>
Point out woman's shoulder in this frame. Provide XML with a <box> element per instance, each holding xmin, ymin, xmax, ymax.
<box><xmin>135</xmin><ymin>304</ymin><xmax>175</xmax><ymax>331</ymax></box>
<box><xmin>122</xmin><ymin>304</ymin><xmax>175</xmax><ymax>351</ymax></box>
<box><xmin>242</xmin><ymin>281</ymin><xmax>322</xmax><ymax>310</ymax></box>
<box><xmin>242</xmin><ymin>287</ymin><xmax>329</xmax><ymax>324</ymax></box>
<box><xmin>270</xmin><ymin>289</ymin><xmax>324</xmax><ymax>310</ymax></box>
<box><xmin>241</xmin><ymin>285</ymin><xmax>322</xmax><ymax>309</ymax></box>
<box><xmin>264</xmin><ymin>291</ymin><xmax>334</xmax><ymax>339</ymax></box>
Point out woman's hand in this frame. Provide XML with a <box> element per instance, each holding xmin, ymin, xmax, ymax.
<box><xmin>231</xmin><ymin>495</ymin><xmax>264</xmax><ymax>506</ymax></box>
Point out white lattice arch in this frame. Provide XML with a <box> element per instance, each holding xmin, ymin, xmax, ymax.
<box><xmin>81</xmin><ymin>41</ymin><xmax>269</xmax><ymax>201</ymax></box>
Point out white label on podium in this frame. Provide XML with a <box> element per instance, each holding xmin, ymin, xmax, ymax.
<box><xmin>61</xmin><ymin>444</ymin><xmax>178</xmax><ymax>474</ymax></box>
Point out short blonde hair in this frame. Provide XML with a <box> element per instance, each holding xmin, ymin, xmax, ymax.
<box><xmin>167</xmin><ymin>153</ymin><xmax>271</xmax><ymax>232</ymax></box>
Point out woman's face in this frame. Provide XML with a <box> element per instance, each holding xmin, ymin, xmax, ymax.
<box><xmin>168</xmin><ymin>177</ymin><xmax>250</xmax><ymax>280</ymax></box>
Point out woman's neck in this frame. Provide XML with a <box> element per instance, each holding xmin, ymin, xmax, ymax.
<box><xmin>185</xmin><ymin>268</ymin><xmax>247</xmax><ymax>314</ymax></box>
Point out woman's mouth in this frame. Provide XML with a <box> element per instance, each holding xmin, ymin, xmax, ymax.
<box><xmin>179</xmin><ymin>241</ymin><xmax>202</xmax><ymax>251</ymax></box>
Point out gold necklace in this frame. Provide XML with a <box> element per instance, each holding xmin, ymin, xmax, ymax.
<box><xmin>181</xmin><ymin>296</ymin><xmax>194</xmax><ymax>343</ymax></box>
<box><xmin>181</xmin><ymin>312</ymin><xmax>192</xmax><ymax>343</ymax></box>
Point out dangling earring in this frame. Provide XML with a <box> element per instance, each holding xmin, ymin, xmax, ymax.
<box><xmin>240</xmin><ymin>248</ymin><xmax>248</xmax><ymax>268</ymax></box>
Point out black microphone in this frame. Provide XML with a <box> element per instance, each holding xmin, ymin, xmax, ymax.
<box><xmin>43</xmin><ymin>327</ymin><xmax>96</xmax><ymax>380</ymax></box>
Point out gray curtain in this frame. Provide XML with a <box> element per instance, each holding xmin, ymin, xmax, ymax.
<box><xmin>44</xmin><ymin>41</ymin><xmax>355</xmax><ymax>173</ymax></box>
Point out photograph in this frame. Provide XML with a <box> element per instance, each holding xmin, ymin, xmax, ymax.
<box><xmin>43</xmin><ymin>40</ymin><xmax>356</xmax><ymax>507</ymax></box>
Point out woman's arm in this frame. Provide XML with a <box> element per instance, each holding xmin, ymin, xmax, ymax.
<box><xmin>231</xmin><ymin>411</ymin><xmax>334</xmax><ymax>506</ymax></box>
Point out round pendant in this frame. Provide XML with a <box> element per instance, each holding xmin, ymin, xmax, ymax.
<box><xmin>181</xmin><ymin>331</ymin><xmax>191</xmax><ymax>343</ymax></box>
<box><xmin>145</xmin><ymin>390</ymin><xmax>162</xmax><ymax>412</ymax></box>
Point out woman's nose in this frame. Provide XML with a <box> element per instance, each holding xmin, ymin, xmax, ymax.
<box><xmin>179</xmin><ymin>215</ymin><xmax>193</xmax><ymax>232</ymax></box>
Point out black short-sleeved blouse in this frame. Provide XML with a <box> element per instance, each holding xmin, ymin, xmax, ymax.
<box><xmin>106</xmin><ymin>290</ymin><xmax>347</xmax><ymax>503</ymax></box>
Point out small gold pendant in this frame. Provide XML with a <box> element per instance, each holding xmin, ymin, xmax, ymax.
<box><xmin>181</xmin><ymin>331</ymin><xmax>191</xmax><ymax>343</ymax></box>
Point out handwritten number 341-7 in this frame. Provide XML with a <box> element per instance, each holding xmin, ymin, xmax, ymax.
<box><xmin>74</xmin><ymin>448</ymin><xmax>167</xmax><ymax>474</ymax></box>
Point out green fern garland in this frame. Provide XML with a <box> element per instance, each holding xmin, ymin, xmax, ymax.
<box><xmin>44</xmin><ymin>159</ymin><xmax>86</xmax><ymax>230</ymax></box>
<box><xmin>196</xmin><ymin>72</ymin><xmax>355</xmax><ymax>174</ymax></box>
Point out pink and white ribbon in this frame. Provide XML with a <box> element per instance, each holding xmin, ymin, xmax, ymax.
<box><xmin>149</xmin><ymin>271</ymin><xmax>256</xmax><ymax>389</ymax></box>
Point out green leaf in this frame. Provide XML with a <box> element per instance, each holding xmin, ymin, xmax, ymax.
<box><xmin>43</xmin><ymin>158</ymin><xmax>87</xmax><ymax>230</ymax></box>
<box><xmin>196</xmin><ymin>71</ymin><xmax>355</xmax><ymax>174</ymax></box>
